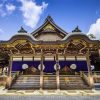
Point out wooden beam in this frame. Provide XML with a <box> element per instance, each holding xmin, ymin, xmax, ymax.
<box><xmin>64</xmin><ymin>48</ymin><xmax>66</xmax><ymax>61</ymax></box>
<box><xmin>56</xmin><ymin>49</ymin><xmax>60</xmax><ymax>90</ymax></box>
<box><xmin>8</xmin><ymin>55</ymin><xmax>13</xmax><ymax>77</ymax></box>
<box><xmin>6</xmin><ymin>55</ymin><xmax>13</xmax><ymax>88</ymax></box>
<box><xmin>40</xmin><ymin>49</ymin><xmax>43</xmax><ymax>90</ymax></box>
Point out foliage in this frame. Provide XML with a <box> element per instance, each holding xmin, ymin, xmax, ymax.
<box><xmin>0</xmin><ymin>52</ymin><xmax>9</xmax><ymax>67</ymax></box>
<box><xmin>88</xmin><ymin>33</ymin><xmax>96</xmax><ymax>39</ymax></box>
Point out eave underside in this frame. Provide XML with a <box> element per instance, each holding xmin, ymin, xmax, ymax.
<box><xmin>0</xmin><ymin>37</ymin><xmax>99</xmax><ymax>57</ymax></box>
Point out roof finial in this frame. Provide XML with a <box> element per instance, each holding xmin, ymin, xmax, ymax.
<box><xmin>18</xmin><ymin>26</ymin><xmax>27</xmax><ymax>33</ymax></box>
<box><xmin>45</xmin><ymin>15</ymin><xmax>53</xmax><ymax>22</ymax></box>
<box><xmin>72</xmin><ymin>26</ymin><xmax>82</xmax><ymax>32</ymax></box>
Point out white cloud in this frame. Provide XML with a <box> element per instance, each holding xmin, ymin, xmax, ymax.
<box><xmin>0</xmin><ymin>2</ymin><xmax>16</xmax><ymax>17</ymax></box>
<box><xmin>6</xmin><ymin>3</ymin><xmax>16</xmax><ymax>14</ymax></box>
<box><xmin>87</xmin><ymin>18</ymin><xmax>100</xmax><ymax>40</ymax></box>
<box><xmin>19</xmin><ymin>0</ymin><xmax>48</xmax><ymax>28</ymax></box>
<box><xmin>0</xmin><ymin>28</ymin><xmax>4</xmax><ymax>34</ymax></box>
<box><xmin>0</xmin><ymin>4</ymin><xmax>6</xmax><ymax>17</ymax></box>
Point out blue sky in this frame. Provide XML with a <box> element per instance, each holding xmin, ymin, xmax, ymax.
<box><xmin>0</xmin><ymin>0</ymin><xmax>100</xmax><ymax>40</ymax></box>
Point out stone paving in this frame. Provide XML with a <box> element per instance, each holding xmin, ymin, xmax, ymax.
<box><xmin>0</xmin><ymin>86</ymin><xmax>100</xmax><ymax>96</ymax></box>
<box><xmin>0</xmin><ymin>89</ymin><xmax>100</xmax><ymax>96</ymax></box>
<box><xmin>0</xmin><ymin>95</ymin><xmax>100</xmax><ymax>100</ymax></box>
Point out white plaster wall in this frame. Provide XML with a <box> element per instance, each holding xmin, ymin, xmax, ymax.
<box><xmin>36</xmin><ymin>33</ymin><xmax>62</xmax><ymax>41</ymax></box>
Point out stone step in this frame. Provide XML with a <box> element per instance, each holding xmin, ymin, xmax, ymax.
<box><xmin>43</xmin><ymin>76</ymin><xmax>56</xmax><ymax>89</ymax></box>
<box><xmin>16</xmin><ymin>80</ymin><xmax>39</xmax><ymax>81</ymax></box>
<box><xmin>59</xmin><ymin>76</ymin><xmax>90</xmax><ymax>90</ymax></box>
<box><xmin>10</xmin><ymin>75</ymin><xmax>40</xmax><ymax>90</ymax></box>
<box><xmin>10</xmin><ymin>86</ymin><xmax>40</xmax><ymax>90</ymax></box>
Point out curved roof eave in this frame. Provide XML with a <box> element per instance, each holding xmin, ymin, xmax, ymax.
<box><xmin>0</xmin><ymin>32</ymin><xmax>99</xmax><ymax>46</ymax></box>
<box><xmin>0</xmin><ymin>33</ymin><xmax>40</xmax><ymax>44</ymax></box>
<box><xmin>62</xmin><ymin>32</ymin><xmax>99</xmax><ymax>44</ymax></box>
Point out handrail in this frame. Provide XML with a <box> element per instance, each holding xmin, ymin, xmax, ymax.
<box><xmin>6</xmin><ymin>71</ymin><xmax>20</xmax><ymax>89</ymax></box>
<box><xmin>59</xmin><ymin>75</ymin><xmax>80</xmax><ymax>77</ymax></box>
<box><xmin>81</xmin><ymin>71</ymin><xmax>100</xmax><ymax>84</ymax></box>
<box><xmin>92</xmin><ymin>71</ymin><xmax>100</xmax><ymax>83</ymax></box>
<box><xmin>92</xmin><ymin>71</ymin><xmax>100</xmax><ymax>76</ymax></box>
<box><xmin>80</xmin><ymin>71</ymin><xmax>100</xmax><ymax>76</ymax></box>
<box><xmin>80</xmin><ymin>71</ymin><xmax>91</xmax><ymax>86</ymax></box>
<box><xmin>12</xmin><ymin>71</ymin><xmax>20</xmax><ymax>79</ymax></box>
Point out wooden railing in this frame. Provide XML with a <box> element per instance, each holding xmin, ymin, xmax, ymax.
<box><xmin>80</xmin><ymin>71</ymin><xmax>100</xmax><ymax>86</ymax></box>
<box><xmin>59</xmin><ymin>71</ymin><xmax>76</xmax><ymax>75</ymax></box>
<box><xmin>11</xmin><ymin>71</ymin><xmax>20</xmax><ymax>81</ymax></box>
<box><xmin>6</xmin><ymin>71</ymin><xmax>20</xmax><ymax>89</ymax></box>
<box><xmin>92</xmin><ymin>71</ymin><xmax>100</xmax><ymax>83</ymax></box>
<box><xmin>80</xmin><ymin>71</ymin><xmax>90</xmax><ymax>86</ymax></box>
<box><xmin>92</xmin><ymin>71</ymin><xmax>100</xmax><ymax>76</ymax></box>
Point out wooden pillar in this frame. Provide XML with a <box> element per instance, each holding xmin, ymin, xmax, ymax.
<box><xmin>75</xmin><ymin>55</ymin><xmax>77</xmax><ymax>61</ymax></box>
<box><xmin>99</xmin><ymin>49</ymin><xmax>100</xmax><ymax>57</ymax></box>
<box><xmin>8</xmin><ymin>55</ymin><xmax>13</xmax><ymax>77</ymax></box>
<box><xmin>56</xmin><ymin>49</ymin><xmax>60</xmax><ymax>90</ymax></box>
<box><xmin>86</xmin><ymin>48</ymin><xmax>94</xmax><ymax>87</ymax></box>
<box><xmin>6</xmin><ymin>55</ymin><xmax>13</xmax><ymax>88</ymax></box>
<box><xmin>40</xmin><ymin>49</ymin><xmax>43</xmax><ymax>90</ymax></box>
<box><xmin>64</xmin><ymin>48</ymin><xmax>66</xmax><ymax>61</ymax></box>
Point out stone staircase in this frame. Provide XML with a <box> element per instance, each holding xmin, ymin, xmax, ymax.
<box><xmin>9</xmin><ymin>74</ymin><xmax>91</xmax><ymax>90</ymax></box>
<box><xmin>43</xmin><ymin>75</ymin><xmax>57</xmax><ymax>89</ymax></box>
<box><xmin>94</xmin><ymin>77</ymin><xmax>100</xmax><ymax>90</ymax></box>
<box><xmin>10</xmin><ymin>75</ymin><xmax>40</xmax><ymax>90</ymax></box>
<box><xmin>60</xmin><ymin>75</ymin><xmax>90</xmax><ymax>90</ymax></box>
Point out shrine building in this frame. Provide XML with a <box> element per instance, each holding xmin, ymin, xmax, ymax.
<box><xmin>0</xmin><ymin>16</ymin><xmax>100</xmax><ymax>90</ymax></box>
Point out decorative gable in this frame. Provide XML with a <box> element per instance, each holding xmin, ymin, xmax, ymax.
<box><xmin>43</xmin><ymin>24</ymin><xmax>55</xmax><ymax>32</ymax></box>
<box><xmin>31</xmin><ymin>16</ymin><xmax>68</xmax><ymax>41</ymax></box>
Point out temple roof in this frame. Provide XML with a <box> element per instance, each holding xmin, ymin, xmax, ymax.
<box><xmin>0</xmin><ymin>30</ymin><xmax>99</xmax><ymax>45</ymax></box>
<box><xmin>72</xmin><ymin>26</ymin><xmax>82</xmax><ymax>32</ymax></box>
<box><xmin>62</xmin><ymin>32</ymin><xmax>90</xmax><ymax>41</ymax></box>
<box><xmin>0</xmin><ymin>16</ymin><xmax>99</xmax><ymax>46</ymax></box>
<box><xmin>63</xmin><ymin>26</ymin><xmax>83</xmax><ymax>40</ymax></box>
<box><xmin>18</xmin><ymin>27</ymin><xmax>27</xmax><ymax>33</ymax></box>
<box><xmin>62</xmin><ymin>26</ymin><xmax>99</xmax><ymax>44</ymax></box>
<box><xmin>31</xmin><ymin>16</ymin><xmax>68</xmax><ymax>39</ymax></box>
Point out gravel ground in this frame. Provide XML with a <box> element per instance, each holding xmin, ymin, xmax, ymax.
<box><xmin>0</xmin><ymin>96</ymin><xmax>100</xmax><ymax>100</ymax></box>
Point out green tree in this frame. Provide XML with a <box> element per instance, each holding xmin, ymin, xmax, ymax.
<box><xmin>88</xmin><ymin>33</ymin><xmax>96</xmax><ymax>40</ymax></box>
<box><xmin>0</xmin><ymin>53</ymin><xmax>9</xmax><ymax>75</ymax></box>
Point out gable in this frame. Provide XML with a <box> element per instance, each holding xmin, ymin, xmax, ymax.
<box><xmin>34</xmin><ymin>23</ymin><xmax>64</xmax><ymax>41</ymax></box>
<box><xmin>31</xmin><ymin>16</ymin><xmax>68</xmax><ymax>41</ymax></box>
<box><xmin>43</xmin><ymin>24</ymin><xmax>55</xmax><ymax>32</ymax></box>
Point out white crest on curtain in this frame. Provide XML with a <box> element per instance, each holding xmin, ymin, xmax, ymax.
<box><xmin>38</xmin><ymin>64</ymin><xmax>45</xmax><ymax>70</ymax></box>
<box><xmin>22</xmin><ymin>64</ymin><xmax>28</xmax><ymax>70</ymax></box>
<box><xmin>54</xmin><ymin>64</ymin><xmax>60</xmax><ymax>70</ymax></box>
<box><xmin>70</xmin><ymin>64</ymin><xmax>77</xmax><ymax>70</ymax></box>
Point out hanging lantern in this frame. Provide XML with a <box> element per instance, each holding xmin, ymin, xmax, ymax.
<box><xmin>70</xmin><ymin>64</ymin><xmax>77</xmax><ymax>70</ymax></box>
<box><xmin>22</xmin><ymin>64</ymin><xmax>28</xmax><ymax>70</ymax></box>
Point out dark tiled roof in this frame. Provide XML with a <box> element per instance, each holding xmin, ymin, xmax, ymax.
<box><xmin>18</xmin><ymin>27</ymin><xmax>27</xmax><ymax>33</ymax></box>
<box><xmin>72</xmin><ymin>26</ymin><xmax>82</xmax><ymax>32</ymax></box>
